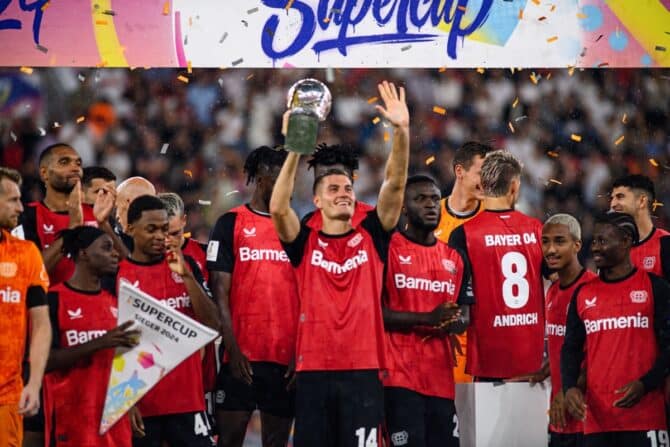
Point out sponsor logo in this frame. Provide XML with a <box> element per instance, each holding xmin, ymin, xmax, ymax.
<box><xmin>215</xmin><ymin>390</ymin><xmax>226</xmax><ymax>404</ymax></box>
<box><xmin>42</xmin><ymin>224</ymin><xmax>54</xmax><ymax>234</ymax></box>
<box><xmin>391</xmin><ymin>431</ymin><xmax>409</xmax><ymax>446</ymax></box>
<box><xmin>347</xmin><ymin>233</ymin><xmax>363</xmax><ymax>248</ymax></box>
<box><xmin>584</xmin><ymin>313</ymin><xmax>649</xmax><ymax>334</ymax></box>
<box><xmin>546</xmin><ymin>323</ymin><xmax>565</xmax><ymax>336</ymax></box>
<box><xmin>0</xmin><ymin>262</ymin><xmax>17</xmax><ymax>278</ymax></box>
<box><xmin>67</xmin><ymin>308</ymin><xmax>83</xmax><ymax>320</ymax></box>
<box><xmin>318</xmin><ymin>238</ymin><xmax>329</xmax><ymax>248</ymax></box>
<box><xmin>164</xmin><ymin>293</ymin><xmax>191</xmax><ymax>310</ymax></box>
<box><xmin>394</xmin><ymin>273</ymin><xmax>455</xmax><ymax>295</ymax></box>
<box><xmin>120</xmin><ymin>278</ymin><xmax>141</xmax><ymax>289</ymax></box>
<box><xmin>643</xmin><ymin>256</ymin><xmax>656</xmax><ymax>270</ymax></box>
<box><xmin>398</xmin><ymin>255</ymin><xmax>412</xmax><ymax>265</ymax></box>
<box><xmin>243</xmin><ymin>227</ymin><xmax>256</xmax><ymax>238</ymax></box>
<box><xmin>206</xmin><ymin>240</ymin><xmax>219</xmax><ymax>262</ymax></box>
<box><xmin>493</xmin><ymin>313</ymin><xmax>539</xmax><ymax>327</ymax></box>
<box><xmin>65</xmin><ymin>329</ymin><xmax>107</xmax><ymax>346</ymax></box>
<box><xmin>584</xmin><ymin>297</ymin><xmax>597</xmax><ymax>309</ymax></box>
<box><xmin>310</xmin><ymin>249</ymin><xmax>368</xmax><ymax>274</ymax></box>
<box><xmin>171</xmin><ymin>271</ymin><xmax>184</xmax><ymax>284</ymax></box>
<box><xmin>630</xmin><ymin>290</ymin><xmax>648</xmax><ymax>304</ymax></box>
<box><xmin>442</xmin><ymin>258</ymin><xmax>457</xmax><ymax>273</ymax></box>
<box><xmin>0</xmin><ymin>286</ymin><xmax>21</xmax><ymax>303</ymax></box>
<box><xmin>239</xmin><ymin>247</ymin><xmax>289</xmax><ymax>262</ymax></box>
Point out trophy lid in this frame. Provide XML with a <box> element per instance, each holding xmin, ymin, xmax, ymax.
<box><xmin>286</xmin><ymin>78</ymin><xmax>332</xmax><ymax>121</ymax></box>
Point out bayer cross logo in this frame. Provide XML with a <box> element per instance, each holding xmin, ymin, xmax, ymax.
<box><xmin>643</xmin><ymin>256</ymin><xmax>656</xmax><ymax>269</ymax></box>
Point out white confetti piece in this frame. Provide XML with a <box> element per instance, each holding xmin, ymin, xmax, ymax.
<box><xmin>53</xmin><ymin>122</ymin><xmax>60</xmax><ymax>128</ymax></box>
<box><xmin>219</xmin><ymin>32</ymin><xmax>228</xmax><ymax>43</ymax></box>
<box><xmin>160</xmin><ymin>143</ymin><xmax>169</xmax><ymax>154</ymax></box>
<box><xmin>198</xmin><ymin>200</ymin><xmax>212</xmax><ymax>206</ymax></box>
<box><xmin>247</xmin><ymin>7</ymin><xmax>259</xmax><ymax>14</ymax></box>
<box><xmin>326</xmin><ymin>67</ymin><xmax>335</xmax><ymax>83</ymax></box>
<box><xmin>38</xmin><ymin>127</ymin><xmax>46</xmax><ymax>136</ymax></box>
<box><xmin>10</xmin><ymin>131</ymin><xmax>17</xmax><ymax>141</ymax></box>
<box><xmin>401</xmin><ymin>44</ymin><xmax>412</xmax><ymax>51</ymax></box>
<box><xmin>78</xmin><ymin>73</ymin><xmax>86</xmax><ymax>82</ymax></box>
<box><xmin>225</xmin><ymin>190</ymin><xmax>239</xmax><ymax>197</ymax></box>
<box><xmin>231</xmin><ymin>58</ymin><xmax>243</xmax><ymax>66</ymax></box>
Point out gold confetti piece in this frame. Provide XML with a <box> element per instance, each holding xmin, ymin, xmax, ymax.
<box><xmin>95</xmin><ymin>60</ymin><xmax>108</xmax><ymax>68</ymax></box>
<box><xmin>285</xmin><ymin>0</ymin><xmax>295</xmax><ymax>9</ymax></box>
<box><xmin>649</xmin><ymin>158</ymin><xmax>659</xmax><ymax>167</ymax></box>
<box><xmin>548</xmin><ymin>179</ymin><xmax>562</xmax><ymax>185</ymax></box>
<box><xmin>570</xmin><ymin>134</ymin><xmax>582</xmax><ymax>142</ymax></box>
<box><xmin>576</xmin><ymin>12</ymin><xmax>587</xmax><ymax>19</ymax></box>
<box><xmin>425</xmin><ymin>156</ymin><xmax>436</xmax><ymax>166</ymax></box>
<box><xmin>512</xmin><ymin>97</ymin><xmax>519</xmax><ymax>108</ymax></box>
<box><xmin>95</xmin><ymin>19</ymin><xmax>108</xmax><ymax>25</ymax></box>
<box><xmin>177</xmin><ymin>75</ymin><xmax>189</xmax><ymax>83</ymax></box>
<box><xmin>383</xmin><ymin>131</ymin><xmax>390</xmax><ymax>142</ymax></box>
<box><xmin>614</xmin><ymin>135</ymin><xmax>625</xmax><ymax>146</ymax></box>
<box><xmin>597</xmin><ymin>62</ymin><xmax>609</xmax><ymax>68</ymax></box>
<box><xmin>546</xmin><ymin>73</ymin><xmax>552</xmax><ymax>80</ymax></box>
<box><xmin>476</xmin><ymin>67</ymin><xmax>485</xmax><ymax>74</ymax></box>
<box><xmin>432</xmin><ymin>106</ymin><xmax>446</xmax><ymax>115</ymax></box>
<box><xmin>162</xmin><ymin>1</ymin><xmax>170</xmax><ymax>15</ymax></box>
<box><xmin>41</xmin><ymin>1</ymin><xmax>50</xmax><ymax>11</ymax></box>
<box><xmin>372</xmin><ymin>117</ymin><xmax>380</xmax><ymax>124</ymax></box>
<box><xmin>510</xmin><ymin>67</ymin><xmax>516</xmax><ymax>74</ymax></box>
<box><xmin>323</xmin><ymin>17</ymin><xmax>330</xmax><ymax>23</ymax></box>
<box><xmin>530</xmin><ymin>73</ymin><xmax>538</xmax><ymax>84</ymax></box>
<box><xmin>508</xmin><ymin>122</ymin><xmax>515</xmax><ymax>133</ymax></box>
<box><xmin>518</xmin><ymin>8</ymin><xmax>523</xmax><ymax>19</ymax></box>
<box><xmin>568</xmin><ymin>65</ymin><xmax>575</xmax><ymax>76</ymax></box>
<box><xmin>547</xmin><ymin>151</ymin><xmax>559</xmax><ymax>158</ymax></box>
<box><xmin>652</xmin><ymin>200</ymin><xmax>663</xmax><ymax>211</ymax></box>
<box><xmin>547</xmin><ymin>36</ymin><xmax>558</xmax><ymax>43</ymax></box>
<box><xmin>538</xmin><ymin>16</ymin><xmax>547</xmax><ymax>21</ymax></box>
<box><xmin>621</xmin><ymin>113</ymin><xmax>627</xmax><ymax>124</ymax></box>
<box><xmin>184</xmin><ymin>170</ymin><xmax>193</xmax><ymax>177</ymax></box>
<box><xmin>20</xmin><ymin>66</ymin><xmax>33</xmax><ymax>75</ymax></box>
<box><xmin>438</xmin><ymin>67</ymin><xmax>447</xmax><ymax>73</ymax></box>
<box><xmin>531</xmin><ymin>0</ymin><xmax>540</xmax><ymax>5</ymax></box>
<box><xmin>550</xmin><ymin>4</ymin><xmax>556</xmax><ymax>12</ymax></box>
<box><xmin>183</xmin><ymin>232</ymin><xmax>192</xmax><ymax>238</ymax></box>
<box><xmin>246</xmin><ymin>74</ymin><xmax>254</xmax><ymax>80</ymax></box>
<box><xmin>457</xmin><ymin>5</ymin><xmax>466</xmax><ymax>12</ymax></box>
<box><xmin>188</xmin><ymin>16</ymin><xmax>192</xmax><ymax>26</ymax></box>
<box><xmin>187</xmin><ymin>61</ymin><xmax>192</xmax><ymax>73</ymax></box>
<box><xmin>76</xmin><ymin>116</ymin><xmax>86</xmax><ymax>124</ymax></box>
<box><xmin>367</xmin><ymin>96</ymin><xmax>379</xmax><ymax>104</ymax></box>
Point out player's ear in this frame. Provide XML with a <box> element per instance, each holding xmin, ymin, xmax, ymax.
<box><xmin>313</xmin><ymin>195</ymin><xmax>322</xmax><ymax>210</ymax></box>
<box><xmin>454</xmin><ymin>164</ymin><xmax>463</xmax><ymax>179</ymax></box>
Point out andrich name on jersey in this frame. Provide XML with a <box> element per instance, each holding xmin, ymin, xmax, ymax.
<box><xmin>484</xmin><ymin>232</ymin><xmax>537</xmax><ymax>247</ymax></box>
<box><xmin>239</xmin><ymin>246</ymin><xmax>289</xmax><ymax>262</ymax></box>
<box><xmin>65</xmin><ymin>329</ymin><xmax>107</xmax><ymax>346</ymax></box>
<box><xmin>493</xmin><ymin>312</ymin><xmax>538</xmax><ymax>327</ymax></box>
<box><xmin>310</xmin><ymin>249</ymin><xmax>369</xmax><ymax>274</ymax></box>
<box><xmin>584</xmin><ymin>313</ymin><xmax>650</xmax><ymax>334</ymax></box>
<box><xmin>546</xmin><ymin>323</ymin><xmax>566</xmax><ymax>336</ymax></box>
<box><xmin>394</xmin><ymin>273</ymin><xmax>456</xmax><ymax>295</ymax></box>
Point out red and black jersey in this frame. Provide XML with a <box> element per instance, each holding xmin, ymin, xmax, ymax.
<box><xmin>282</xmin><ymin>210</ymin><xmax>391</xmax><ymax>372</ymax></box>
<box><xmin>630</xmin><ymin>227</ymin><xmax>670</xmax><ymax>280</ymax></box>
<box><xmin>207</xmin><ymin>204</ymin><xmax>298</xmax><ymax>366</ymax></box>
<box><xmin>183</xmin><ymin>238</ymin><xmax>209</xmax><ymax>283</ymax></box>
<box><xmin>448</xmin><ymin>209</ymin><xmax>545</xmax><ymax>379</ymax></box>
<box><xmin>303</xmin><ymin>201</ymin><xmax>375</xmax><ymax>230</ymax></box>
<box><xmin>44</xmin><ymin>283</ymin><xmax>131</xmax><ymax>447</ymax></box>
<box><xmin>561</xmin><ymin>269</ymin><xmax>670</xmax><ymax>434</ymax></box>
<box><xmin>116</xmin><ymin>257</ymin><xmax>205</xmax><ymax>417</ymax></box>
<box><xmin>545</xmin><ymin>269</ymin><xmax>596</xmax><ymax>434</ymax></box>
<box><xmin>14</xmin><ymin>201</ymin><xmax>98</xmax><ymax>285</ymax></box>
<box><xmin>383</xmin><ymin>232</ymin><xmax>473</xmax><ymax>399</ymax></box>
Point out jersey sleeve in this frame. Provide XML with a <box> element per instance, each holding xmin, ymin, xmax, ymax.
<box><xmin>185</xmin><ymin>255</ymin><xmax>212</xmax><ymax>299</ymax></box>
<box><xmin>47</xmin><ymin>291</ymin><xmax>61</xmax><ymax>349</ymax></box>
<box><xmin>26</xmin><ymin>243</ymin><xmax>49</xmax><ymax>293</ymax></box>
<box><xmin>280</xmin><ymin>223</ymin><xmax>311</xmax><ymax>267</ymax></box>
<box><xmin>639</xmin><ymin>274</ymin><xmax>670</xmax><ymax>391</ymax></box>
<box><xmin>454</xmin><ymin>247</ymin><xmax>474</xmax><ymax>305</ymax></box>
<box><xmin>14</xmin><ymin>206</ymin><xmax>40</xmax><ymax>247</ymax></box>
<box><xmin>360</xmin><ymin>210</ymin><xmax>393</xmax><ymax>263</ymax></box>
<box><xmin>660</xmin><ymin>236</ymin><xmax>670</xmax><ymax>282</ymax></box>
<box><xmin>561</xmin><ymin>285</ymin><xmax>587</xmax><ymax>392</ymax></box>
<box><xmin>206</xmin><ymin>212</ymin><xmax>237</xmax><ymax>273</ymax></box>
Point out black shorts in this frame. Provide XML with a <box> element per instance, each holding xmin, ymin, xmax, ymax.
<box><xmin>549</xmin><ymin>431</ymin><xmax>584</xmax><ymax>447</ymax></box>
<box><xmin>132</xmin><ymin>411</ymin><xmax>215</xmax><ymax>447</ymax></box>
<box><xmin>294</xmin><ymin>370</ymin><xmax>384</xmax><ymax>447</ymax></box>
<box><xmin>215</xmin><ymin>361</ymin><xmax>295</xmax><ymax>418</ymax></box>
<box><xmin>585</xmin><ymin>430</ymin><xmax>668</xmax><ymax>447</ymax></box>
<box><xmin>23</xmin><ymin>406</ymin><xmax>44</xmax><ymax>432</ymax></box>
<box><xmin>384</xmin><ymin>387</ymin><xmax>459</xmax><ymax>447</ymax></box>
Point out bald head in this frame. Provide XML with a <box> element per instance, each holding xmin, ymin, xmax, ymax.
<box><xmin>116</xmin><ymin>177</ymin><xmax>156</xmax><ymax>231</ymax></box>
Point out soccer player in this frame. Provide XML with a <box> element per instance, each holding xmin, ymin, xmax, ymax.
<box><xmin>270</xmin><ymin>80</ymin><xmax>409</xmax><ymax>446</ymax></box>
<box><xmin>44</xmin><ymin>225</ymin><xmax>139</xmax><ymax>447</ymax></box>
<box><xmin>610</xmin><ymin>174</ymin><xmax>670</xmax><ymax>279</ymax></box>
<box><xmin>383</xmin><ymin>175</ymin><xmax>472</xmax><ymax>447</ymax></box>
<box><xmin>561</xmin><ymin>212</ymin><xmax>670</xmax><ymax>447</ymax></box>
<box><xmin>303</xmin><ymin>143</ymin><xmax>374</xmax><ymax>229</ymax></box>
<box><xmin>448</xmin><ymin>150</ymin><xmax>545</xmax><ymax>380</ymax></box>
<box><xmin>0</xmin><ymin>167</ymin><xmax>51</xmax><ymax>446</ymax></box>
<box><xmin>207</xmin><ymin>146</ymin><xmax>297</xmax><ymax>447</ymax></box>
<box><xmin>434</xmin><ymin>141</ymin><xmax>493</xmax><ymax>385</ymax></box>
<box><xmin>541</xmin><ymin>214</ymin><xmax>596</xmax><ymax>447</ymax></box>
<box><xmin>82</xmin><ymin>166</ymin><xmax>117</xmax><ymax>206</ymax></box>
<box><xmin>115</xmin><ymin>176</ymin><xmax>156</xmax><ymax>234</ymax></box>
<box><xmin>117</xmin><ymin>195</ymin><xmax>219</xmax><ymax>446</ymax></box>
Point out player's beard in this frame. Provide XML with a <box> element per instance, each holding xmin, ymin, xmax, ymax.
<box><xmin>51</xmin><ymin>179</ymin><xmax>77</xmax><ymax>194</ymax></box>
<box><xmin>408</xmin><ymin>213</ymin><xmax>438</xmax><ymax>232</ymax></box>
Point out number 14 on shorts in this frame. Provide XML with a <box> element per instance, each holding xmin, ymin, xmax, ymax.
<box><xmin>648</xmin><ymin>430</ymin><xmax>669</xmax><ymax>447</ymax></box>
<box><xmin>355</xmin><ymin>427</ymin><xmax>378</xmax><ymax>447</ymax></box>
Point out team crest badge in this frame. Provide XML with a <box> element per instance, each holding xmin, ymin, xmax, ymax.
<box><xmin>643</xmin><ymin>256</ymin><xmax>656</xmax><ymax>269</ymax></box>
<box><xmin>171</xmin><ymin>271</ymin><xmax>184</xmax><ymax>284</ymax></box>
<box><xmin>630</xmin><ymin>290</ymin><xmax>648</xmax><ymax>304</ymax></box>
<box><xmin>347</xmin><ymin>233</ymin><xmax>363</xmax><ymax>248</ymax></box>
<box><xmin>442</xmin><ymin>259</ymin><xmax>457</xmax><ymax>273</ymax></box>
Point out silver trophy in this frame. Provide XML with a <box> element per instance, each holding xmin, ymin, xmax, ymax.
<box><xmin>285</xmin><ymin>79</ymin><xmax>332</xmax><ymax>154</ymax></box>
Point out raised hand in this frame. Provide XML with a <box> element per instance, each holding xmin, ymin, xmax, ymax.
<box><xmin>93</xmin><ymin>186</ymin><xmax>116</xmax><ymax>225</ymax></box>
<box><xmin>96</xmin><ymin>321</ymin><xmax>141</xmax><ymax>350</ymax></box>
<box><xmin>67</xmin><ymin>179</ymin><xmax>83</xmax><ymax>228</ymax></box>
<box><xmin>375</xmin><ymin>80</ymin><xmax>409</xmax><ymax>129</ymax></box>
<box><xmin>166</xmin><ymin>245</ymin><xmax>187</xmax><ymax>277</ymax></box>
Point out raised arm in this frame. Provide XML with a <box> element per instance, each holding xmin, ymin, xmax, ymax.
<box><xmin>375</xmin><ymin>81</ymin><xmax>410</xmax><ymax>231</ymax></box>
<box><xmin>270</xmin><ymin>151</ymin><xmax>302</xmax><ymax>243</ymax></box>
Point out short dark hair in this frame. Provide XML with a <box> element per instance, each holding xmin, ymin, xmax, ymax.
<box><xmin>453</xmin><ymin>141</ymin><xmax>494</xmax><ymax>172</ymax></box>
<box><xmin>406</xmin><ymin>174</ymin><xmax>438</xmax><ymax>189</ymax></box>
<box><xmin>127</xmin><ymin>195</ymin><xmax>167</xmax><ymax>225</ymax></box>
<box><xmin>60</xmin><ymin>226</ymin><xmax>106</xmax><ymax>261</ymax></box>
<box><xmin>594</xmin><ymin>211</ymin><xmax>639</xmax><ymax>245</ymax></box>
<box><xmin>0</xmin><ymin>167</ymin><xmax>22</xmax><ymax>190</ymax></box>
<box><xmin>243</xmin><ymin>146</ymin><xmax>288</xmax><ymax>185</ymax></box>
<box><xmin>38</xmin><ymin>143</ymin><xmax>75</xmax><ymax>167</ymax></box>
<box><xmin>307</xmin><ymin>143</ymin><xmax>360</xmax><ymax>176</ymax></box>
<box><xmin>611</xmin><ymin>174</ymin><xmax>656</xmax><ymax>206</ymax></box>
<box><xmin>82</xmin><ymin>166</ymin><xmax>116</xmax><ymax>187</ymax></box>
<box><xmin>312</xmin><ymin>168</ymin><xmax>353</xmax><ymax>194</ymax></box>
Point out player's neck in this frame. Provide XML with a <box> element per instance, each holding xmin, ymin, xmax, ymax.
<box><xmin>402</xmin><ymin>226</ymin><xmax>436</xmax><ymax>246</ymax></box>
<box><xmin>321</xmin><ymin>216</ymin><xmax>352</xmax><ymax>235</ymax></box>
<box><xmin>249</xmin><ymin>190</ymin><xmax>269</xmax><ymax>214</ymax></box>
<box><xmin>483</xmin><ymin>196</ymin><xmax>513</xmax><ymax>211</ymax></box>
<box><xmin>43</xmin><ymin>189</ymin><xmax>69</xmax><ymax>212</ymax></box>
<box><xmin>67</xmin><ymin>268</ymin><xmax>101</xmax><ymax>292</ymax></box>
<box><xmin>636</xmin><ymin>215</ymin><xmax>654</xmax><ymax>241</ymax></box>
<box><xmin>130</xmin><ymin>248</ymin><xmax>161</xmax><ymax>264</ymax></box>
<box><xmin>448</xmin><ymin>186</ymin><xmax>479</xmax><ymax>213</ymax></box>
<box><xmin>557</xmin><ymin>258</ymin><xmax>583</xmax><ymax>287</ymax></box>
<box><xmin>600</xmin><ymin>259</ymin><xmax>634</xmax><ymax>282</ymax></box>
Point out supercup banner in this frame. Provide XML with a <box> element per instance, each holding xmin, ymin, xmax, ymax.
<box><xmin>99</xmin><ymin>281</ymin><xmax>218</xmax><ymax>435</ymax></box>
<box><xmin>0</xmin><ymin>0</ymin><xmax>668</xmax><ymax>68</ymax></box>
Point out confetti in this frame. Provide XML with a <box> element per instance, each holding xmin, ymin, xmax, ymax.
<box><xmin>550</xmin><ymin>4</ymin><xmax>556</xmax><ymax>12</ymax></box>
<box><xmin>246</xmin><ymin>74</ymin><xmax>254</xmax><ymax>80</ymax></box>
<box><xmin>508</xmin><ymin>122</ymin><xmax>515</xmax><ymax>133</ymax></box>
<box><xmin>457</xmin><ymin>5</ymin><xmax>466</xmax><ymax>12</ymax></box>
<box><xmin>241</xmin><ymin>20</ymin><xmax>248</xmax><ymax>27</ymax></box>
<box><xmin>41</xmin><ymin>1</ymin><xmax>50</xmax><ymax>11</ymax></box>
<box><xmin>547</xmin><ymin>151</ymin><xmax>559</xmax><ymax>158</ymax></box>
<box><xmin>183</xmin><ymin>35</ymin><xmax>188</xmax><ymax>45</ymax></box>
<box><xmin>162</xmin><ymin>1</ymin><xmax>170</xmax><ymax>15</ymax></box>
<box><xmin>285</xmin><ymin>0</ymin><xmax>295</xmax><ymax>9</ymax></box>
<box><xmin>621</xmin><ymin>113</ymin><xmax>627</xmax><ymax>124</ymax></box>
<box><xmin>10</xmin><ymin>131</ymin><xmax>16</xmax><ymax>141</ymax></box>
<box><xmin>568</xmin><ymin>65</ymin><xmax>575</xmax><ymax>76</ymax></box>
<box><xmin>518</xmin><ymin>8</ymin><xmax>523</xmax><ymax>19</ymax></box>
<box><xmin>614</xmin><ymin>135</ymin><xmax>625</xmax><ymax>146</ymax></box>
<box><xmin>102</xmin><ymin>9</ymin><xmax>116</xmax><ymax>15</ymax></box>
<box><xmin>548</xmin><ymin>179</ymin><xmax>562</xmax><ymax>185</ymax></box>
<box><xmin>325</xmin><ymin>67</ymin><xmax>335</xmax><ymax>82</ymax></box>
<box><xmin>95</xmin><ymin>20</ymin><xmax>108</xmax><ymax>25</ymax></box>
<box><xmin>372</xmin><ymin>117</ymin><xmax>381</xmax><ymax>125</ymax></box>
<box><xmin>283</xmin><ymin>62</ymin><xmax>295</xmax><ymax>68</ymax></box>
<box><xmin>383</xmin><ymin>131</ymin><xmax>390</xmax><ymax>142</ymax></box>
<box><xmin>367</xmin><ymin>97</ymin><xmax>379</xmax><ymax>104</ymax></box>
<box><xmin>182</xmin><ymin>232</ymin><xmax>192</xmax><ymax>239</ymax></box>
<box><xmin>515</xmin><ymin>115</ymin><xmax>528</xmax><ymax>122</ymax></box>
<box><xmin>323</xmin><ymin>17</ymin><xmax>331</xmax><ymax>23</ymax></box>
<box><xmin>655</xmin><ymin>46</ymin><xmax>667</xmax><ymax>52</ymax></box>
<box><xmin>538</xmin><ymin>16</ymin><xmax>547</xmax><ymax>21</ymax></box>
<box><xmin>177</xmin><ymin>75</ymin><xmax>189</xmax><ymax>83</ymax></box>
<box><xmin>432</xmin><ymin>106</ymin><xmax>446</xmax><ymax>115</ymax></box>
<box><xmin>595</xmin><ymin>34</ymin><xmax>603</xmax><ymax>42</ymax></box>
<box><xmin>78</xmin><ymin>73</ymin><xmax>86</xmax><ymax>82</ymax></box>
<box><xmin>546</xmin><ymin>73</ymin><xmax>552</xmax><ymax>80</ymax></box>
<box><xmin>401</xmin><ymin>44</ymin><xmax>412</xmax><ymax>51</ymax></box>
<box><xmin>547</xmin><ymin>36</ymin><xmax>558</xmax><ymax>43</ymax></box>
<box><xmin>198</xmin><ymin>200</ymin><xmax>212</xmax><ymax>206</ymax></box>
<box><xmin>36</xmin><ymin>44</ymin><xmax>48</xmax><ymax>53</ymax></box>
<box><xmin>476</xmin><ymin>67</ymin><xmax>485</xmax><ymax>74</ymax></box>
<box><xmin>576</xmin><ymin>12</ymin><xmax>587</xmax><ymax>19</ymax></box>
<box><xmin>53</xmin><ymin>122</ymin><xmax>60</xmax><ymax>128</ymax></box>
<box><xmin>184</xmin><ymin>170</ymin><xmax>193</xmax><ymax>178</ymax></box>
<box><xmin>38</xmin><ymin>127</ymin><xmax>46</xmax><ymax>137</ymax></box>
<box><xmin>570</xmin><ymin>134</ymin><xmax>582</xmax><ymax>142</ymax></box>
<box><xmin>231</xmin><ymin>58</ymin><xmax>243</xmax><ymax>66</ymax></box>
<box><xmin>425</xmin><ymin>155</ymin><xmax>436</xmax><ymax>165</ymax></box>
<box><xmin>225</xmin><ymin>190</ymin><xmax>239</xmax><ymax>197</ymax></box>
<box><xmin>512</xmin><ymin>97</ymin><xmax>519</xmax><ymax>108</ymax></box>
<box><xmin>219</xmin><ymin>32</ymin><xmax>228</xmax><ymax>43</ymax></box>
<box><xmin>649</xmin><ymin>158</ymin><xmax>659</xmax><ymax>167</ymax></box>
<box><xmin>247</xmin><ymin>7</ymin><xmax>259</xmax><ymax>14</ymax></box>
<box><xmin>530</xmin><ymin>73</ymin><xmax>539</xmax><ymax>84</ymax></box>
<box><xmin>597</xmin><ymin>62</ymin><xmax>609</xmax><ymax>68</ymax></box>
<box><xmin>531</xmin><ymin>0</ymin><xmax>540</xmax><ymax>4</ymax></box>
<box><xmin>76</xmin><ymin>116</ymin><xmax>86</xmax><ymax>124</ymax></box>
<box><xmin>160</xmin><ymin>143</ymin><xmax>169</xmax><ymax>154</ymax></box>
<box><xmin>19</xmin><ymin>66</ymin><xmax>33</xmax><ymax>75</ymax></box>
<box><xmin>187</xmin><ymin>61</ymin><xmax>192</xmax><ymax>73</ymax></box>
<box><xmin>438</xmin><ymin>67</ymin><xmax>447</xmax><ymax>73</ymax></box>
<box><xmin>652</xmin><ymin>201</ymin><xmax>664</xmax><ymax>212</ymax></box>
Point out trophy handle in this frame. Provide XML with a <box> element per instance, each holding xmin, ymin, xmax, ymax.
<box><xmin>285</xmin><ymin>112</ymin><xmax>319</xmax><ymax>155</ymax></box>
